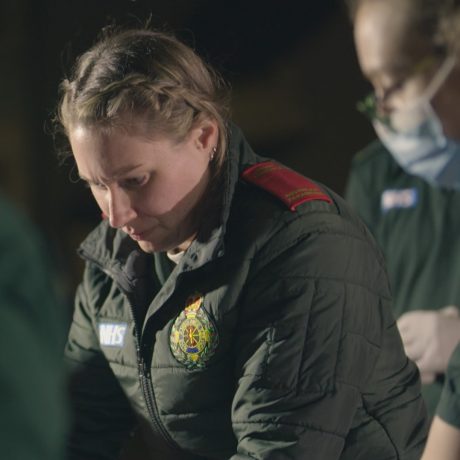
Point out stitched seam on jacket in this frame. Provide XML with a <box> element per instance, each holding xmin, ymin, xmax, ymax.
<box><xmin>250</xmin><ymin>274</ymin><xmax>391</xmax><ymax>301</ymax></box>
<box><xmin>252</xmin><ymin>221</ymin><xmax>386</xmax><ymax>274</ymax></box>
<box><xmin>232</xmin><ymin>419</ymin><xmax>346</xmax><ymax>439</ymax></box>
<box><xmin>332</xmin><ymin>282</ymin><xmax>346</xmax><ymax>390</ymax></box>
<box><xmin>236</xmin><ymin>378</ymin><xmax>332</xmax><ymax>393</ymax></box>
<box><xmin>344</xmin><ymin>330</ymin><xmax>381</xmax><ymax>350</ymax></box>
<box><xmin>296</xmin><ymin>280</ymin><xmax>317</xmax><ymax>395</ymax></box>
<box><xmin>65</xmin><ymin>355</ymin><xmax>109</xmax><ymax>368</ymax></box>
<box><xmin>366</xmin><ymin>393</ymin><xmax>425</xmax><ymax>420</ymax></box>
<box><xmin>263</xmin><ymin>325</ymin><xmax>274</xmax><ymax>379</ymax></box>
<box><xmin>361</xmin><ymin>396</ymin><xmax>400</xmax><ymax>458</ymax></box>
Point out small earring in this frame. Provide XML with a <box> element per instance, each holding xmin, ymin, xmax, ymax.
<box><xmin>210</xmin><ymin>147</ymin><xmax>217</xmax><ymax>162</ymax></box>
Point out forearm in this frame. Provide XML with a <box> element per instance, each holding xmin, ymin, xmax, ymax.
<box><xmin>422</xmin><ymin>416</ymin><xmax>460</xmax><ymax>460</ymax></box>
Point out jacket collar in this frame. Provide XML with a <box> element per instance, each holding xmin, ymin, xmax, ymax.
<box><xmin>78</xmin><ymin>123</ymin><xmax>260</xmax><ymax>283</ymax></box>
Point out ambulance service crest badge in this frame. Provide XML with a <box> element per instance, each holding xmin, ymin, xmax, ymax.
<box><xmin>170</xmin><ymin>293</ymin><xmax>219</xmax><ymax>370</ymax></box>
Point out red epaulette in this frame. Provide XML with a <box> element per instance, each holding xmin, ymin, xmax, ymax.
<box><xmin>241</xmin><ymin>161</ymin><xmax>332</xmax><ymax>211</ymax></box>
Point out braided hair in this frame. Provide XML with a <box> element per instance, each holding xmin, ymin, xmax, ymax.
<box><xmin>57</xmin><ymin>28</ymin><xmax>230</xmax><ymax>172</ymax></box>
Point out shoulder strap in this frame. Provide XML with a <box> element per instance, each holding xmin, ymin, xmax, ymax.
<box><xmin>241</xmin><ymin>161</ymin><xmax>332</xmax><ymax>211</ymax></box>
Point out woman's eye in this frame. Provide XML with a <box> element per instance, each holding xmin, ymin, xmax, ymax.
<box><xmin>122</xmin><ymin>175</ymin><xmax>148</xmax><ymax>189</ymax></box>
<box><xmin>85</xmin><ymin>181</ymin><xmax>107</xmax><ymax>191</ymax></box>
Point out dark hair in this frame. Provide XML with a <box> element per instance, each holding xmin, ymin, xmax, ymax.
<box><xmin>56</xmin><ymin>28</ymin><xmax>230</xmax><ymax>171</ymax></box>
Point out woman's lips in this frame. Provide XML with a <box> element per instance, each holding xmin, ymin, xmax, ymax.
<box><xmin>128</xmin><ymin>228</ymin><xmax>151</xmax><ymax>241</ymax></box>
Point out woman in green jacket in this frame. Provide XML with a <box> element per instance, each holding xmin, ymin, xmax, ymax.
<box><xmin>57</xmin><ymin>27</ymin><xmax>427</xmax><ymax>459</ymax></box>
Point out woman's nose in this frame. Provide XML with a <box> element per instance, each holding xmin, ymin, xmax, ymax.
<box><xmin>107</xmin><ymin>188</ymin><xmax>136</xmax><ymax>228</ymax></box>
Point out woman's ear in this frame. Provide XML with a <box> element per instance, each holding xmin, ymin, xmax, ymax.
<box><xmin>193</xmin><ymin>118</ymin><xmax>219</xmax><ymax>152</ymax></box>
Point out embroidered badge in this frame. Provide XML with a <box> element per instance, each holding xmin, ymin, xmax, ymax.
<box><xmin>381</xmin><ymin>188</ymin><xmax>418</xmax><ymax>213</ymax></box>
<box><xmin>241</xmin><ymin>161</ymin><xmax>333</xmax><ymax>211</ymax></box>
<box><xmin>170</xmin><ymin>293</ymin><xmax>219</xmax><ymax>370</ymax></box>
<box><xmin>98</xmin><ymin>322</ymin><xmax>128</xmax><ymax>347</ymax></box>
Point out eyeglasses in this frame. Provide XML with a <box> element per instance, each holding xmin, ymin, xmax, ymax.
<box><xmin>356</xmin><ymin>55</ymin><xmax>447</xmax><ymax>129</ymax></box>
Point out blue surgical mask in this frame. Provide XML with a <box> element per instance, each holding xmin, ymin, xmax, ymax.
<box><xmin>372</xmin><ymin>56</ymin><xmax>460</xmax><ymax>190</ymax></box>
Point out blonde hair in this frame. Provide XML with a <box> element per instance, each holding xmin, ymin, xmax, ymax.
<box><xmin>56</xmin><ymin>28</ymin><xmax>230</xmax><ymax>171</ymax></box>
<box><xmin>346</xmin><ymin>0</ymin><xmax>460</xmax><ymax>55</ymax></box>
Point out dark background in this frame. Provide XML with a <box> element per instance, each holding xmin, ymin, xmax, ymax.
<box><xmin>0</xmin><ymin>0</ymin><xmax>375</xmax><ymax>304</ymax></box>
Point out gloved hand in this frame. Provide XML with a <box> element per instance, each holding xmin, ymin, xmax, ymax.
<box><xmin>397</xmin><ymin>306</ymin><xmax>460</xmax><ymax>376</ymax></box>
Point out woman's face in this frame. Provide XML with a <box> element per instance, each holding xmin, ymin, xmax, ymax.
<box><xmin>354</xmin><ymin>0</ymin><xmax>460</xmax><ymax>139</ymax></box>
<box><xmin>69</xmin><ymin>120</ymin><xmax>217</xmax><ymax>253</ymax></box>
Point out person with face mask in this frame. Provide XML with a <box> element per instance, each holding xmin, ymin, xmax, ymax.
<box><xmin>345</xmin><ymin>0</ymin><xmax>460</xmax><ymax>417</ymax></box>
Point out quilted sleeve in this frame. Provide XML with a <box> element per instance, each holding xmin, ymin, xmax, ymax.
<box><xmin>228</xmin><ymin>220</ymin><xmax>427</xmax><ymax>459</ymax></box>
<box><xmin>65</xmin><ymin>263</ymin><xmax>136</xmax><ymax>460</ymax></box>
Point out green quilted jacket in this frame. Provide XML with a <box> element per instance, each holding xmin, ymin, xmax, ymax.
<box><xmin>65</xmin><ymin>126</ymin><xmax>428</xmax><ymax>459</ymax></box>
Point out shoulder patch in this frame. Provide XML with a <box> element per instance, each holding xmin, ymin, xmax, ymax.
<box><xmin>241</xmin><ymin>161</ymin><xmax>332</xmax><ymax>211</ymax></box>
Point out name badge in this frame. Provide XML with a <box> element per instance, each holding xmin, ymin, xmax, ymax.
<box><xmin>381</xmin><ymin>188</ymin><xmax>418</xmax><ymax>213</ymax></box>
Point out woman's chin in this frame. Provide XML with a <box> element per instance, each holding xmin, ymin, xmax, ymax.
<box><xmin>136</xmin><ymin>239</ymin><xmax>163</xmax><ymax>254</ymax></box>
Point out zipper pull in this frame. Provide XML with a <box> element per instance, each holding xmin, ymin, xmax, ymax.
<box><xmin>136</xmin><ymin>348</ymin><xmax>145</xmax><ymax>378</ymax></box>
<box><xmin>143</xmin><ymin>360</ymin><xmax>151</xmax><ymax>379</ymax></box>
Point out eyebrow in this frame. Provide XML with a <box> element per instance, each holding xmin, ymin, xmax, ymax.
<box><xmin>79</xmin><ymin>164</ymin><xmax>144</xmax><ymax>183</ymax></box>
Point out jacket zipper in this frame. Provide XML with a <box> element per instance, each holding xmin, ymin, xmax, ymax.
<box><xmin>79</xmin><ymin>252</ymin><xmax>179</xmax><ymax>451</ymax></box>
<box><xmin>126</xmin><ymin>298</ymin><xmax>179</xmax><ymax>451</ymax></box>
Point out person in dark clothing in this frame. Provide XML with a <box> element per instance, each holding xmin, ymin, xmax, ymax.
<box><xmin>0</xmin><ymin>193</ymin><xmax>67</xmax><ymax>460</ymax></box>
<box><xmin>56</xmin><ymin>27</ymin><xmax>428</xmax><ymax>459</ymax></box>
<box><xmin>345</xmin><ymin>0</ymin><xmax>460</xmax><ymax>416</ymax></box>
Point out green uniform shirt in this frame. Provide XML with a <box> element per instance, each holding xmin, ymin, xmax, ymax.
<box><xmin>437</xmin><ymin>342</ymin><xmax>460</xmax><ymax>428</ymax></box>
<box><xmin>345</xmin><ymin>140</ymin><xmax>460</xmax><ymax>415</ymax></box>
<box><xmin>0</xmin><ymin>194</ymin><xmax>67</xmax><ymax>460</ymax></box>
